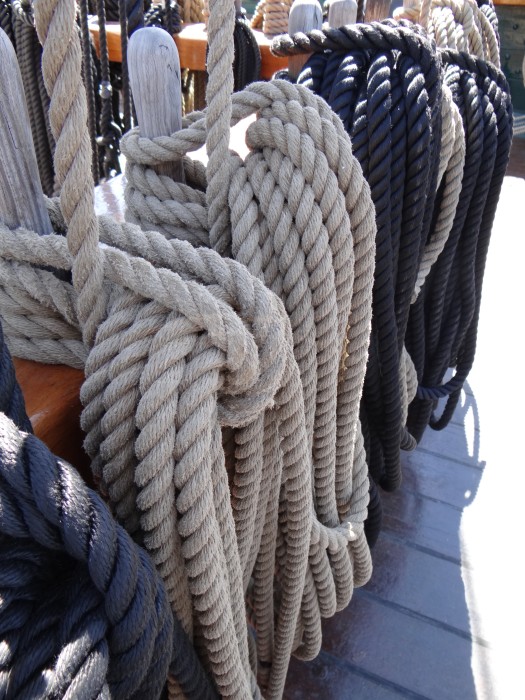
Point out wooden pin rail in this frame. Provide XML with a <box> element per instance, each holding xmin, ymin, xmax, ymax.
<box><xmin>89</xmin><ymin>21</ymin><xmax>289</xmax><ymax>80</ymax></box>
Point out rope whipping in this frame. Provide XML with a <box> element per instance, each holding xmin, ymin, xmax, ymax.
<box><xmin>1</xmin><ymin>0</ymin><xmax>376</xmax><ymax>696</ymax></box>
<box><xmin>271</xmin><ymin>21</ymin><xmax>446</xmax><ymax>497</ymax></box>
<box><xmin>0</xmin><ymin>411</ymin><xmax>218</xmax><ymax>699</ymax></box>
<box><xmin>406</xmin><ymin>51</ymin><xmax>513</xmax><ymax>440</ymax></box>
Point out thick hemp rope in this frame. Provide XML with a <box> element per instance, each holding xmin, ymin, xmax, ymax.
<box><xmin>393</xmin><ymin>0</ymin><xmax>500</xmax><ymax>67</ymax></box>
<box><xmin>271</xmin><ymin>21</ymin><xmax>449</xmax><ymax>496</ymax></box>
<box><xmin>406</xmin><ymin>50</ymin><xmax>513</xmax><ymax>440</ymax></box>
<box><xmin>0</xmin><ymin>0</ymin><xmax>376</xmax><ymax>695</ymax></box>
<box><xmin>251</xmin><ymin>0</ymin><xmax>292</xmax><ymax>36</ymax></box>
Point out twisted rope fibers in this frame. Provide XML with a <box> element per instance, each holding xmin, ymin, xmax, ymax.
<box><xmin>233</xmin><ymin>12</ymin><xmax>262</xmax><ymax>92</ymax></box>
<box><xmin>0</xmin><ymin>0</ymin><xmax>376</xmax><ymax>695</ymax></box>
<box><xmin>271</xmin><ymin>21</ymin><xmax>446</xmax><ymax>493</ymax></box>
<box><xmin>393</xmin><ymin>0</ymin><xmax>500</xmax><ymax>67</ymax></box>
<box><xmin>0</xmin><ymin>411</ymin><xmax>219</xmax><ymax>699</ymax></box>
<box><xmin>251</xmin><ymin>0</ymin><xmax>292</xmax><ymax>37</ymax></box>
<box><xmin>406</xmin><ymin>51</ymin><xmax>512</xmax><ymax>439</ymax></box>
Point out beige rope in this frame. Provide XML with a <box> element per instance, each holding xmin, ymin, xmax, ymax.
<box><xmin>121</xmin><ymin>75</ymin><xmax>376</xmax><ymax>697</ymax></box>
<box><xmin>251</xmin><ymin>0</ymin><xmax>292</xmax><ymax>36</ymax></box>
<box><xmin>394</xmin><ymin>0</ymin><xmax>500</xmax><ymax>67</ymax></box>
<box><xmin>412</xmin><ymin>83</ymin><xmax>465</xmax><ymax>303</ymax></box>
<box><xmin>0</xmin><ymin>0</ymin><xmax>376</xmax><ymax>695</ymax></box>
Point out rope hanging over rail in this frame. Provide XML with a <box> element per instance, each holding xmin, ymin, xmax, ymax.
<box><xmin>406</xmin><ymin>50</ymin><xmax>513</xmax><ymax>439</ymax></box>
<box><xmin>0</xmin><ymin>0</ymin><xmax>376</xmax><ymax>694</ymax></box>
<box><xmin>271</xmin><ymin>21</ymin><xmax>451</xmax><ymax>498</ymax></box>
<box><xmin>393</xmin><ymin>0</ymin><xmax>500</xmax><ymax>67</ymax></box>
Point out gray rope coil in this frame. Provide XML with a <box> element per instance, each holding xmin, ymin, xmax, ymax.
<box><xmin>0</xmin><ymin>409</ymin><xmax>219</xmax><ymax>699</ymax></box>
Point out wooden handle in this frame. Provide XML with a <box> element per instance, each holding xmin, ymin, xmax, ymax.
<box><xmin>288</xmin><ymin>0</ymin><xmax>323</xmax><ymax>80</ymax></box>
<box><xmin>0</xmin><ymin>28</ymin><xmax>53</xmax><ymax>235</ymax></box>
<box><xmin>128</xmin><ymin>27</ymin><xmax>185</xmax><ymax>182</ymax></box>
<box><xmin>328</xmin><ymin>0</ymin><xmax>358</xmax><ymax>26</ymax></box>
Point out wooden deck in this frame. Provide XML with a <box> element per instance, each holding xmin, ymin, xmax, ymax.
<box><xmin>283</xmin><ymin>134</ymin><xmax>525</xmax><ymax>699</ymax></box>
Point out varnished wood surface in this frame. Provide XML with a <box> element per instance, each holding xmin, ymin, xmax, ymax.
<box><xmin>89</xmin><ymin>21</ymin><xmax>289</xmax><ymax>80</ymax></box>
<box><xmin>13</xmin><ymin>358</ymin><xmax>93</xmax><ymax>484</ymax></box>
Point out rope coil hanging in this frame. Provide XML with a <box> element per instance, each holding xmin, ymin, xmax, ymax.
<box><xmin>393</xmin><ymin>0</ymin><xmax>500</xmax><ymax>67</ymax></box>
<box><xmin>406</xmin><ymin>50</ymin><xmax>513</xmax><ymax>439</ymax></box>
<box><xmin>0</xmin><ymin>0</ymin><xmax>377</xmax><ymax>695</ymax></box>
<box><xmin>271</xmin><ymin>20</ymin><xmax>451</xmax><ymax>495</ymax></box>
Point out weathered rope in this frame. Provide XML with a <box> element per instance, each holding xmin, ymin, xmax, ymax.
<box><xmin>406</xmin><ymin>50</ymin><xmax>513</xmax><ymax>439</ymax></box>
<box><xmin>251</xmin><ymin>0</ymin><xmax>292</xmax><ymax>36</ymax></box>
<box><xmin>393</xmin><ymin>0</ymin><xmax>500</xmax><ymax>67</ymax></box>
<box><xmin>0</xmin><ymin>411</ymin><xmax>219</xmax><ymax>699</ymax></box>
<box><xmin>271</xmin><ymin>21</ymin><xmax>447</xmax><ymax>495</ymax></box>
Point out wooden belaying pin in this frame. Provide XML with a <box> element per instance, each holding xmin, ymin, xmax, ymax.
<box><xmin>327</xmin><ymin>0</ymin><xmax>357</xmax><ymax>27</ymax></box>
<box><xmin>0</xmin><ymin>28</ymin><xmax>53</xmax><ymax>235</ymax></box>
<box><xmin>128</xmin><ymin>27</ymin><xmax>185</xmax><ymax>183</ymax></box>
<box><xmin>287</xmin><ymin>0</ymin><xmax>323</xmax><ymax>81</ymax></box>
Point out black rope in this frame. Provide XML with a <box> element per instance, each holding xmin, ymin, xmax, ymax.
<box><xmin>0</xmin><ymin>319</ymin><xmax>218</xmax><ymax>699</ymax></box>
<box><xmin>79</xmin><ymin>0</ymin><xmax>101</xmax><ymax>184</ymax></box>
<box><xmin>406</xmin><ymin>51</ymin><xmax>513</xmax><ymax>439</ymax></box>
<box><xmin>233</xmin><ymin>9</ymin><xmax>261</xmax><ymax>92</ymax></box>
<box><xmin>11</xmin><ymin>0</ymin><xmax>55</xmax><ymax>196</ymax></box>
<box><xmin>0</xmin><ymin>0</ymin><xmax>15</xmax><ymax>45</ymax></box>
<box><xmin>277</xmin><ymin>21</ymin><xmax>443</xmax><ymax>494</ymax></box>
<box><xmin>0</xmin><ymin>411</ymin><xmax>219</xmax><ymax>699</ymax></box>
<box><xmin>94</xmin><ymin>0</ymin><xmax>123</xmax><ymax>178</ymax></box>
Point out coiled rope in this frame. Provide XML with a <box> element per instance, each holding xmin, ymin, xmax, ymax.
<box><xmin>0</xmin><ymin>413</ymin><xmax>219</xmax><ymax>699</ymax></box>
<box><xmin>393</xmin><ymin>0</ymin><xmax>500</xmax><ymax>67</ymax></box>
<box><xmin>251</xmin><ymin>0</ymin><xmax>292</xmax><ymax>36</ymax></box>
<box><xmin>271</xmin><ymin>21</ymin><xmax>452</xmax><ymax>496</ymax></box>
<box><xmin>0</xmin><ymin>322</ymin><xmax>31</xmax><ymax>433</ymax></box>
<box><xmin>406</xmin><ymin>50</ymin><xmax>513</xmax><ymax>439</ymax></box>
<box><xmin>0</xmin><ymin>0</ymin><xmax>376</xmax><ymax>695</ymax></box>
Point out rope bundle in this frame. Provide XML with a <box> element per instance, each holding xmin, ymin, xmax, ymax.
<box><xmin>0</xmin><ymin>411</ymin><xmax>220</xmax><ymax>699</ymax></box>
<box><xmin>406</xmin><ymin>50</ymin><xmax>513</xmax><ymax>439</ymax></box>
<box><xmin>393</xmin><ymin>0</ymin><xmax>500</xmax><ymax>67</ymax></box>
<box><xmin>0</xmin><ymin>0</ymin><xmax>376</xmax><ymax>695</ymax></box>
<box><xmin>251</xmin><ymin>0</ymin><xmax>292</xmax><ymax>37</ymax></box>
<box><xmin>271</xmin><ymin>22</ymin><xmax>450</xmax><ymax>498</ymax></box>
